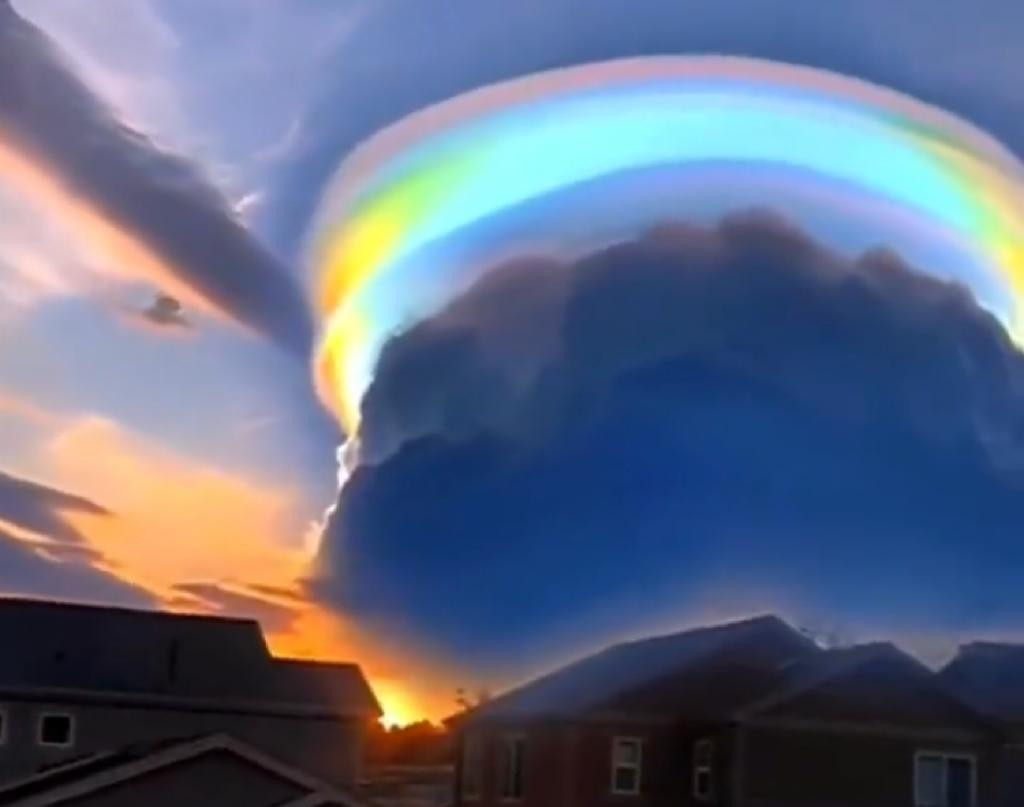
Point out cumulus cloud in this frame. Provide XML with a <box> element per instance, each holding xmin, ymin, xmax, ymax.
<box><xmin>315</xmin><ymin>212</ymin><xmax>1024</xmax><ymax>675</ymax></box>
<box><xmin>0</xmin><ymin>1</ymin><xmax>311</xmax><ymax>354</ymax></box>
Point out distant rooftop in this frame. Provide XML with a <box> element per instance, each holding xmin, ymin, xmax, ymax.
<box><xmin>460</xmin><ymin>616</ymin><xmax>998</xmax><ymax>731</ymax></box>
<box><xmin>461</xmin><ymin>614</ymin><xmax>818</xmax><ymax>722</ymax></box>
<box><xmin>940</xmin><ymin>640</ymin><xmax>1024</xmax><ymax>721</ymax></box>
<box><xmin>0</xmin><ymin>598</ymin><xmax>380</xmax><ymax>719</ymax></box>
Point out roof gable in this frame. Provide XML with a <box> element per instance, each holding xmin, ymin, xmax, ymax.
<box><xmin>742</xmin><ymin>643</ymin><xmax>998</xmax><ymax>736</ymax></box>
<box><xmin>0</xmin><ymin>735</ymin><xmax>363</xmax><ymax>807</ymax></box>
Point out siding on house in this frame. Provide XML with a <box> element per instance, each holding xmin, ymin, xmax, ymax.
<box><xmin>742</xmin><ymin>725</ymin><xmax>997</xmax><ymax>807</ymax></box>
<box><xmin>458</xmin><ymin>720</ymin><xmax>741</xmax><ymax>807</ymax></box>
<box><xmin>0</xmin><ymin>699</ymin><xmax>364</xmax><ymax>787</ymax></box>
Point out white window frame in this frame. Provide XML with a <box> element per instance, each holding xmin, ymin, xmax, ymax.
<box><xmin>461</xmin><ymin>733</ymin><xmax>483</xmax><ymax>801</ymax></box>
<box><xmin>610</xmin><ymin>736</ymin><xmax>643</xmax><ymax>796</ymax></box>
<box><xmin>914</xmin><ymin>750</ymin><xmax>977</xmax><ymax>807</ymax></box>
<box><xmin>693</xmin><ymin>738</ymin><xmax>714</xmax><ymax>802</ymax></box>
<box><xmin>498</xmin><ymin>733</ymin><xmax>526</xmax><ymax>802</ymax></box>
<box><xmin>37</xmin><ymin>712</ymin><xmax>75</xmax><ymax>748</ymax></box>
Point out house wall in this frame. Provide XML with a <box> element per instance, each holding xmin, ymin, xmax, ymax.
<box><xmin>994</xmin><ymin>745</ymin><xmax>1024</xmax><ymax>807</ymax></box>
<box><xmin>57</xmin><ymin>751</ymin><xmax>306</xmax><ymax>807</ymax></box>
<box><xmin>0</xmin><ymin>698</ymin><xmax>364</xmax><ymax>788</ymax></box>
<box><xmin>455</xmin><ymin>722</ymin><xmax>573</xmax><ymax>807</ymax></box>
<box><xmin>740</xmin><ymin>724</ymin><xmax>1000</xmax><ymax>807</ymax></box>
<box><xmin>455</xmin><ymin>721</ymin><xmax>736</xmax><ymax>807</ymax></box>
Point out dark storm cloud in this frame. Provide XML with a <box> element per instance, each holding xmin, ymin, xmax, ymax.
<box><xmin>0</xmin><ymin>469</ymin><xmax>110</xmax><ymax>546</ymax></box>
<box><xmin>0</xmin><ymin>1</ymin><xmax>311</xmax><ymax>355</ymax></box>
<box><xmin>0</xmin><ymin>527</ymin><xmax>155</xmax><ymax>608</ymax></box>
<box><xmin>316</xmin><ymin>213</ymin><xmax>1024</xmax><ymax>673</ymax></box>
<box><xmin>267</xmin><ymin>0</ymin><xmax>1024</xmax><ymax>257</ymax></box>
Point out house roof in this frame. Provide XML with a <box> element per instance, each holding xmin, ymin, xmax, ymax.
<box><xmin>459</xmin><ymin>618</ymin><xmax>998</xmax><ymax>735</ymax></box>
<box><xmin>939</xmin><ymin>641</ymin><xmax>1024</xmax><ymax>723</ymax></box>
<box><xmin>736</xmin><ymin>641</ymin><xmax>998</xmax><ymax>733</ymax></box>
<box><xmin>460</xmin><ymin>615</ymin><xmax>819</xmax><ymax>722</ymax></box>
<box><xmin>0</xmin><ymin>598</ymin><xmax>380</xmax><ymax>718</ymax></box>
<box><xmin>0</xmin><ymin>734</ymin><xmax>364</xmax><ymax>807</ymax></box>
<box><xmin>736</xmin><ymin>641</ymin><xmax>906</xmax><ymax>717</ymax></box>
<box><xmin>269</xmin><ymin>659</ymin><xmax>381</xmax><ymax>715</ymax></box>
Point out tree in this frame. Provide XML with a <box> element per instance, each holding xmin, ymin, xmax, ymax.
<box><xmin>455</xmin><ymin>686</ymin><xmax>493</xmax><ymax>712</ymax></box>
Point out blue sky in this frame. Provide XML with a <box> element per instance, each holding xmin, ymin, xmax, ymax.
<box><xmin>4</xmin><ymin>0</ymin><xmax>1024</xmax><ymax>719</ymax></box>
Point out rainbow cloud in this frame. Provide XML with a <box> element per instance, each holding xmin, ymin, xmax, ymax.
<box><xmin>309</xmin><ymin>56</ymin><xmax>1024</xmax><ymax>434</ymax></box>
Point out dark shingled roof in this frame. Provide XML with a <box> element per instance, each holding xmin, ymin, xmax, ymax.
<box><xmin>461</xmin><ymin>615</ymin><xmax>819</xmax><ymax>722</ymax></box>
<box><xmin>0</xmin><ymin>598</ymin><xmax>380</xmax><ymax>718</ymax></box>
<box><xmin>0</xmin><ymin>734</ymin><xmax>364</xmax><ymax>806</ymax></box>
<box><xmin>939</xmin><ymin>641</ymin><xmax>1024</xmax><ymax>723</ymax></box>
<box><xmin>459</xmin><ymin>617</ymin><xmax>1000</xmax><ymax>733</ymax></box>
<box><xmin>0</xmin><ymin>737</ymin><xmax>192</xmax><ymax>805</ymax></box>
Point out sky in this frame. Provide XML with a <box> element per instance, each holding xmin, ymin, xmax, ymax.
<box><xmin>3</xmin><ymin>0</ymin><xmax>1024</xmax><ymax>724</ymax></box>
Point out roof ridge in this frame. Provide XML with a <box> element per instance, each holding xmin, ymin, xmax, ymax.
<box><xmin>0</xmin><ymin>597</ymin><xmax>260</xmax><ymax>626</ymax></box>
<box><xmin>736</xmin><ymin>641</ymin><xmax>900</xmax><ymax>719</ymax></box>
<box><xmin>606</xmin><ymin>614</ymin><xmax>789</xmax><ymax>652</ymax></box>
<box><xmin>272</xmin><ymin>658</ymin><xmax>360</xmax><ymax>669</ymax></box>
<box><xmin>958</xmin><ymin>639</ymin><xmax>1024</xmax><ymax>652</ymax></box>
<box><xmin>458</xmin><ymin>614</ymin><xmax>802</xmax><ymax>723</ymax></box>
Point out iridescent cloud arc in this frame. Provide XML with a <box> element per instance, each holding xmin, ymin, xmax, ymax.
<box><xmin>308</xmin><ymin>56</ymin><xmax>1024</xmax><ymax>434</ymax></box>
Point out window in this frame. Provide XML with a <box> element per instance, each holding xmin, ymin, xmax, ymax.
<box><xmin>915</xmin><ymin>753</ymin><xmax>975</xmax><ymax>807</ymax></box>
<box><xmin>498</xmin><ymin>735</ymin><xmax>525</xmax><ymax>800</ymax></box>
<box><xmin>693</xmin><ymin>738</ymin><xmax>714</xmax><ymax>801</ymax></box>
<box><xmin>611</xmin><ymin>737</ymin><xmax>643</xmax><ymax>795</ymax></box>
<box><xmin>37</xmin><ymin>713</ymin><xmax>74</xmax><ymax>748</ymax></box>
<box><xmin>461</xmin><ymin>733</ymin><xmax>483</xmax><ymax>800</ymax></box>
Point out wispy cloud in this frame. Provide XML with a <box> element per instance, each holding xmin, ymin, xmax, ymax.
<box><xmin>0</xmin><ymin>525</ymin><xmax>154</xmax><ymax>608</ymax></box>
<box><xmin>0</xmin><ymin>1</ymin><xmax>312</xmax><ymax>353</ymax></box>
<box><xmin>172</xmin><ymin>581</ymin><xmax>300</xmax><ymax>634</ymax></box>
<box><xmin>0</xmin><ymin>390</ymin><xmax>60</xmax><ymax>428</ymax></box>
<box><xmin>0</xmin><ymin>467</ymin><xmax>109</xmax><ymax>546</ymax></box>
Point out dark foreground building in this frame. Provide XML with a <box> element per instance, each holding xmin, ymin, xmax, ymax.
<box><xmin>940</xmin><ymin>642</ymin><xmax>1024</xmax><ymax>802</ymax></box>
<box><xmin>0</xmin><ymin>598</ymin><xmax>380</xmax><ymax>790</ymax></box>
<box><xmin>452</xmin><ymin>615</ymin><xmax>1018</xmax><ymax>807</ymax></box>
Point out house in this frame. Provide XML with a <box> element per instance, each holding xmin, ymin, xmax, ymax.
<box><xmin>940</xmin><ymin>642</ymin><xmax>1024</xmax><ymax>803</ymax></box>
<box><xmin>0</xmin><ymin>598</ymin><xmax>380</xmax><ymax>788</ymax></box>
<box><xmin>450</xmin><ymin>615</ymin><xmax>1008</xmax><ymax>807</ymax></box>
<box><xmin>0</xmin><ymin>733</ymin><xmax>360</xmax><ymax>807</ymax></box>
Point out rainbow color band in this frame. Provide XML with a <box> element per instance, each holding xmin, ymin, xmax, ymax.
<box><xmin>309</xmin><ymin>57</ymin><xmax>1024</xmax><ymax>434</ymax></box>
